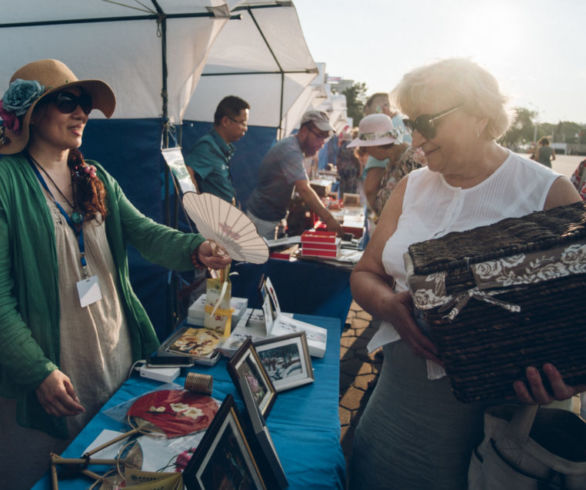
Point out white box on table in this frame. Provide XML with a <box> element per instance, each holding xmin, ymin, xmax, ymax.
<box><xmin>187</xmin><ymin>294</ymin><xmax>248</xmax><ymax>325</ymax></box>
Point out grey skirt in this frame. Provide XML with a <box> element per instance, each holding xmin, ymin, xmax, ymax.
<box><xmin>348</xmin><ymin>340</ymin><xmax>488</xmax><ymax>490</ymax></box>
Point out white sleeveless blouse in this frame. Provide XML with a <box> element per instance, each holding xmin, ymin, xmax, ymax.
<box><xmin>370</xmin><ymin>151</ymin><xmax>560</xmax><ymax>352</ymax></box>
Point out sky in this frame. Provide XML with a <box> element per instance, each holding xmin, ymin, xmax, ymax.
<box><xmin>293</xmin><ymin>0</ymin><xmax>586</xmax><ymax>124</ymax></box>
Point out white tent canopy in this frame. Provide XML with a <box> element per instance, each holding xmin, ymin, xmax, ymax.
<box><xmin>0</xmin><ymin>1</ymin><xmax>341</xmax><ymax>332</ymax></box>
<box><xmin>0</xmin><ymin>0</ymin><xmax>234</xmax><ymax>123</ymax></box>
<box><xmin>308</xmin><ymin>63</ymin><xmax>350</xmax><ymax>134</ymax></box>
<box><xmin>185</xmin><ymin>2</ymin><xmax>318</xmax><ymax>136</ymax></box>
<box><xmin>0</xmin><ymin>0</ymin><xmax>319</xmax><ymax>134</ymax></box>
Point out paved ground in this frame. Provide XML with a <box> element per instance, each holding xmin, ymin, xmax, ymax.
<box><xmin>339</xmin><ymin>300</ymin><xmax>382</xmax><ymax>465</ymax></box>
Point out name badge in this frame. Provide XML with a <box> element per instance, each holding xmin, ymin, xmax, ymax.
<box><xmin>76</xmin><ymin>275</ymin><xmax>102</xmax><ymax>308</ymax></box>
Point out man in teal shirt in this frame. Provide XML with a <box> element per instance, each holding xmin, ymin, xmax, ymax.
<box><xmin>185</xmin><ymin>95</ymin><xmax>250</xmax><ymax>204</ymax></box>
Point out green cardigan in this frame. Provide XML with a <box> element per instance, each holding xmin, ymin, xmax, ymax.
<box><xmin>0</xmin><ymin>153</ymin><xmax>204</xmax><ymax>438</ymax></box>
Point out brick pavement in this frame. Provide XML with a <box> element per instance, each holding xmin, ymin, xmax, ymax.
<box><xmin>339</xmin><ymin>301</ymin><xmax>382</xmax><ymax>465</ymax></box>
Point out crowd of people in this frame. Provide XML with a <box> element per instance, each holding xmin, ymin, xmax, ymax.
<box><xmin>1</xmin><ymin>55</ymin><xmax>585</xmax><ymax>490</ymax></box>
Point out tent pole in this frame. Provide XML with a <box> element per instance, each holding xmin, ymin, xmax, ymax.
<box><xmin>247</xmin><ymin>8</ymin><xmax>285</xmax><ymax>139</ymax></box>
<box><xmin>0</xmin><ymin>11</ymin><xmax>226</xmax><ymax>29</ymax></box>
<box><xmin>152</xmin><ymin>0</ymin><xmax>178</xmax><ymax>334</ymax></box>
<box><xmin>279</xmin><ymin>72</ymin><xmax>285</xmax><ymax>140</ymax></box>
<box><xmin>152</xmin><ymin>1</ymin><xmax>170</xmax><ymax>226</ymax></box>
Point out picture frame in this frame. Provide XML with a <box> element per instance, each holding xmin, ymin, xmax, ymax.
<box><xmin>256</xmin><ymin>275</ymin><xmax>328</xmax><ymax>358</ymax></box>
<box><xmin>183</xmin><ymin>394</ymin><xmax>266</xmax><ymax>490</ymax></box>
<box><xmin>253</xmin><ymin>332</ymin><xmax>314</xmax><ymax>392</ymax></box>
<box><xmin>228</xmin><ymin>339</ymin><xmax>277</xmax><ymax>418</ymax></box>
<box><xmin>237</xmin><ymin>376</ymin><xmax>288</xmax><ymax>489</ymax></box>
<box><xmin>259</xmin><ymin>276</ymin><xmax>280</xmax><ymax>334</ymax></box>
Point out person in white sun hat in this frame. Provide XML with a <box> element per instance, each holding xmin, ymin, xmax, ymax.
<box><xmin>348</xmin><ymin>113</ymin><xmax>425</xmax><ymax>217</ymax></box>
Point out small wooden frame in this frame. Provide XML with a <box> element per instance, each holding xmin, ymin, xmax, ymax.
<box><xmin>183</xmin><ymin>395</ymin><xmax>266</xmax><ymax>490</ymax></box>
<box><xmin>228</xmin><ymin>339</ymin><xmax>277</xmax><ymax>418</ymax></box>
<box><xmin>254</xmin><ymin>332</ymin><xmax>314</xmax><ymax>392</ymax></box>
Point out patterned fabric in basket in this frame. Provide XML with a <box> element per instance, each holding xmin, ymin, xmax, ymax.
<box><xmin>405</xmin><ymin>201</ymin><xmax>586</xmax><ymax>403</ymax></box>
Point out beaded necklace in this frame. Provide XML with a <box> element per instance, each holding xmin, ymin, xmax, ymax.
<box><xmin>29</xmin><ymin>155</ymin><xmax>84</xmax><ymax>224</ymax></box>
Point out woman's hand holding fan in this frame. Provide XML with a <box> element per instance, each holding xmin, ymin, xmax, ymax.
<box><xmin>183</xmin><ymin>192</ymin><xmax>269</xmax><ymax>264</ymax></box>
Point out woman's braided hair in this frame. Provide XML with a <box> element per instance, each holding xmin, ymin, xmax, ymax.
<box><xmin>69</xmin><ymin>148</ymin><xmax>107</xmax><ymax>221</ymax></box>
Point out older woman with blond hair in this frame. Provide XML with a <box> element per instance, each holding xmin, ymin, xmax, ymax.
<box><xmin>348</xmin><ymin>58</ymin><xmax>583</xmax><ymax>489</ymax></box>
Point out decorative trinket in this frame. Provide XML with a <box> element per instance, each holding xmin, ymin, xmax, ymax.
<box><xmin>71</xmin><ymin>211</ymin><xmax>83</xmax><ymax>224</ymax></box>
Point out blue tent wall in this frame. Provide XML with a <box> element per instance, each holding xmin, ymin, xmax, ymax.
<box><xmin>81</xmin><ymin>118</ymin><xmax>172</xmax><ymax>340</ymax></box>
<box><xmin>78</xmin><ymin>119</ymin><xmax>278</xmax><ymax>339</ymax></box>
<box><xmin>181</xmin><ymin>121</ymin><xmax>277</xmax><ymax>210</ymax></box>
<box><xmin>6</xmin><ymin>118</ymin><xmax>327</xmax><ymax>340</ymax></box>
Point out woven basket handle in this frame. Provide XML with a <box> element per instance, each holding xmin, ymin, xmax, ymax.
<box><xmin>508</xmin><ymin>404</ymin><xmax>539</xmax><ymax>441</ymax></box>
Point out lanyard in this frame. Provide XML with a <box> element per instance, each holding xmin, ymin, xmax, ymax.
<box><xmin>29</xmin><ymin>160</ymin><xmax>89</xmax><ymax>277</ymax></box>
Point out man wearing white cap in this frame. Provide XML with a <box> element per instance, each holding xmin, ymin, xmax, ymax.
<box><xmin>246</xmin><ymin>110</ymin><xmax>343</xmax><ymax>239</ymax></box>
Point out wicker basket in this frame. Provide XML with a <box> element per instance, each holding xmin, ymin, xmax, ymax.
<box><xmin>405</xmin><ymin>201</ymin><xmax>586</xmax><ymax>403</ymax></box>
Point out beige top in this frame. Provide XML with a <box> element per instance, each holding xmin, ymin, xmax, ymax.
<box><xmin>44</xmin><ymin>192</ymin><xmax>132</xmax><ymax>437</ymax></box>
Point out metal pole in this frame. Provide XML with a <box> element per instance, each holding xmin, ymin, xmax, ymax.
<box><xmin>151</xmin><ymin>1</ymin><xmax>177</xmax><ymax>333</ymax></box>
<box><xmin>248</xmin><ymin>7</ymin><xmax>285</xmax><ymax>139</ymax></box>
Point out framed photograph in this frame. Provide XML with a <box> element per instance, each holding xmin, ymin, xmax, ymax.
<box><xmin>259</xmin><ymin>276</ymin><xmax>279</xmax><ymax>334</ymax></box>
<box><xmin>228</xmin><ymin>339</ymin><xmax>277</xmax><ymax>418</ymax></box>
<box><xmin>254</xmin><ymin>333</ymin><xmax>314</xmax><ymax>392</ymax></box>
<box><xmin>183</xmin><ymin>394</ymin><xmax>266</xmax><ymax>490</ymax></box>
<box><xmin>237</xmin><ymin>377</ymin><xmax>288</xmax><ymax>489</ymax></box>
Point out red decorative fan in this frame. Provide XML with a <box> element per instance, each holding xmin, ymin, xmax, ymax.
<box><xmin>84</xmin><ymin>389</ymin><xmax>218</xmax><ymax>458</ymax></box>
<box><xmin>127</xmin><ymin>389</ymin><xmax>218</xmax><ymax>438</ymax></box>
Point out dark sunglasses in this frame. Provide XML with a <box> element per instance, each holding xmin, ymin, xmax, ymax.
<box><xmin>308</xmin><ymin>125</ymin><xmax>331</xmax><ymax>140</ymax></box>
<box><xmin>403</xmin><ymin>105</ymin><xmax>461</xmax><ymax>140</ymax></box>
<box><xmin>48</xmin><ymin>91</ymin><xmax>93</xmax><ymax>115</ymax></box>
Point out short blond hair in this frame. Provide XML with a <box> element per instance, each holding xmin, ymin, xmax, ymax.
<box><xmin>391</xmin><ymin>58</ymin><xmax>512</xmax><ymax>140</ymax></box>
<box><xmin>364</xmin><ymin>92</ymin><xmax>390</xmax><ymax>115</ymax></box>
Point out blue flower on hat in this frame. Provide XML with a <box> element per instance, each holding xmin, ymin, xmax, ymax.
<box><xmin>2</xmin><ymin>78</ymin><xmax>45</xmax><ymax>117</ymax></box>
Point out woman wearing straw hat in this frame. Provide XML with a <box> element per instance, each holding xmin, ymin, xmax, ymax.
<box><xmin>347</xmin><ymin>113</ymin><xmax>425</xmax><ymax>217</ymax></box>
<box><xmin>0</xmin><ymin>59</ymin><xmax>230</xmax><ymax>486</ymax></box>
<box><xmin>349</xmin><ymin>58</ymin><xmax>584</xmax><ymax>489</ymax></box>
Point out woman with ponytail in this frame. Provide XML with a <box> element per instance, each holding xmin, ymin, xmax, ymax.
<box><xmin>0</xmin><ymin>60</ymin><xmax>231</xmax><ymax>487</ymax></box>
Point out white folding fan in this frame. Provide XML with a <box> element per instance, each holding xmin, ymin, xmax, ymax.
<box><xmin>183</xmin><ymin>192</ymin><xmax>269</xmax><ymax>264</ymax></box>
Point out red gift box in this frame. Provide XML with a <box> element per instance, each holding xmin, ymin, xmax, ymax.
<box><xmin>301</xmin><ymin>247</ymin><xmax>339</xmax><ymax>258</ymax></box>
<box><xmin>301</xmin><ymin>230</ymin><xmax>336</xmax><ymax>244</ymax></box>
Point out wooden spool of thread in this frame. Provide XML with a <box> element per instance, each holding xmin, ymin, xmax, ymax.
<box><xmin>184</xmin><ymin>372</ymin><xmax>213</xmax><ymax>395</ymax></box>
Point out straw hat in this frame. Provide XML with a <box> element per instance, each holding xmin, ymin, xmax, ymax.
<box><xmin>347</xmin><ymin>113</ymin><xmax>403</xmax><ymax>148</ymax></box>
<box><xmin>0</xmin><ymin>59</ymin><xmax>116</xmax><ymax>155</ymax></box>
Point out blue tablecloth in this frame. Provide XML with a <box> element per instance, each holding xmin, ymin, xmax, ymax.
<box><xmin>231</xmin><ymin>259</ymin><xmax>353</xmax><ymax>324</ymax></box>
<box><xmin>33</xmin><ymin>314</ymin><xmax>345</xmax><ymax>489</ymax></box>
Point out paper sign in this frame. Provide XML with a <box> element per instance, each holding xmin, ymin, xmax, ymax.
<box><xmin>162</xmin><ymin>147</ymin><xmax>196</xmax><ymax>194</ymax></box>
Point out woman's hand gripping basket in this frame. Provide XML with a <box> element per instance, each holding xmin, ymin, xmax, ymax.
<box><xmin>405</xmin><ymin>202</ymin><xmax>586</xmax><ymax>403</ymax></box>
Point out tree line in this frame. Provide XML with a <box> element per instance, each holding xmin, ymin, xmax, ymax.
<box><xmin>499</xmin><ymin>107</ymin><xmax>586</xmax><ymax>151</ymax></box>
